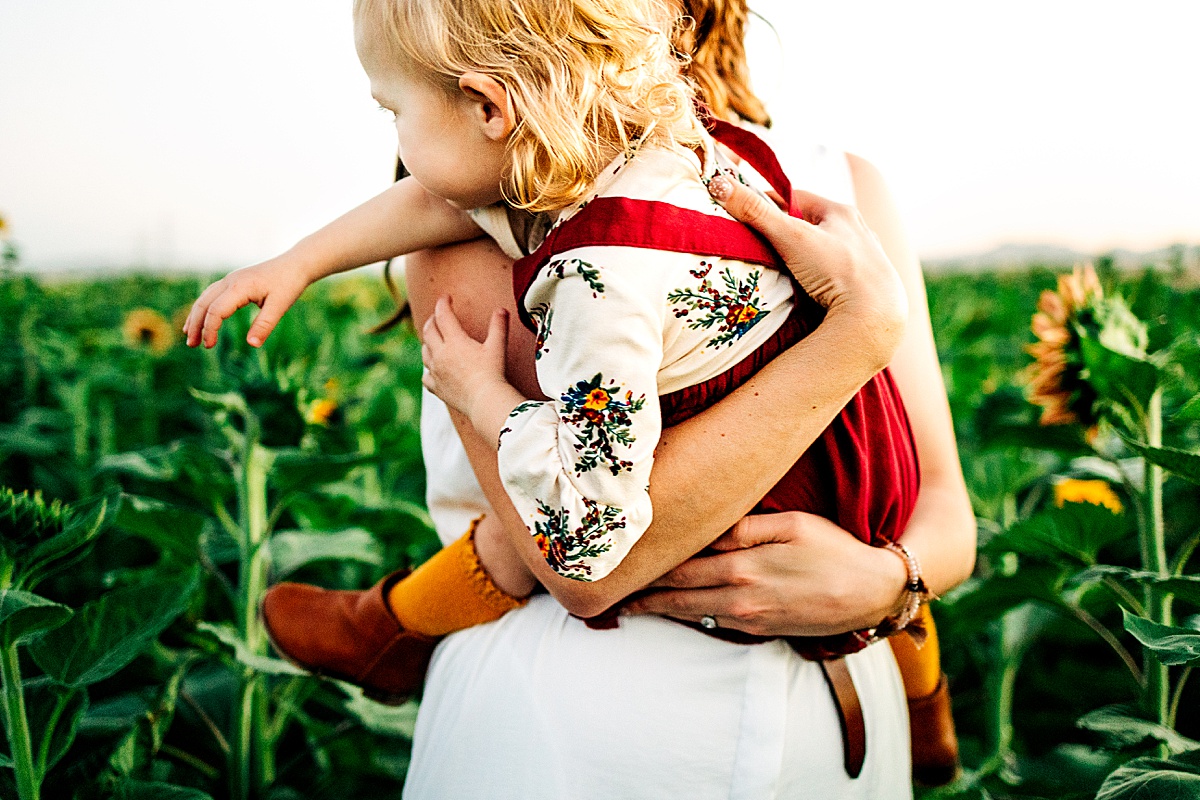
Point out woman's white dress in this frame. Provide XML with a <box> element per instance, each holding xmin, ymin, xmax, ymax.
<box><xmin>404</xmin><ymin>128</ymin><xmax>912</xmax><ymax>800</ymax></box>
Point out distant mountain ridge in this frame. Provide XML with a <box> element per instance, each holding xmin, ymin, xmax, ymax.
<box><xmin>924</xmin><ymin>243</ymin><xmax>1200</xmax><ymax>272</ymax></box>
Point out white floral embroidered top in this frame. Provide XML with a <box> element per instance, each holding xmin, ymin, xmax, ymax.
<box><xmin>465</xmin><ymin>134</ymin><xmax>795</xmax><ymax>582</ymax></box>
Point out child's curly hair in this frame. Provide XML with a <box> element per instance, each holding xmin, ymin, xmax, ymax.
<box><xmin>354</xmin><ymin>0</ymin><xmax>705</xmax><ymax>213</ymax></box>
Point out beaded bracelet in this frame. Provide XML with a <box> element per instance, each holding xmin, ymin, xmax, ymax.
<box><xmin>854</xmin><ymin>542</ymin><xmax>935</xmax><ymax>648</ymax></box>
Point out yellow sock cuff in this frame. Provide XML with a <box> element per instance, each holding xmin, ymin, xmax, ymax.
<box><xmin>387</xmin><ymin>517</ymin><xmax>528</xmax><ymax>637</ymax></box>
<box><xmin>889</xmin><ymin>605</ymin><xmax>943</xmax><ymax>699</ymax></box>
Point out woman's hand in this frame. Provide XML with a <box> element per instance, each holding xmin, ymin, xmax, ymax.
<box><xmin>183</xmin><ymin>255</ymin><xmax>313</xmax><ymax>348</ymax></box>
<box><xmin>622</xmin><ymin>512</ymin><xmax>908</xmax><ymax>638</ymax></box>
<box><xmin>708</xmin><ymin>175</ymin><xmax>909</xmax><ymax>371</ymax></box>
<box><xmin>422</xmin><ymin>297</ymin><xmax>525</xmax><ymax>443</ymax></box>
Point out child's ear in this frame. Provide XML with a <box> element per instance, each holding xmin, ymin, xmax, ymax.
<box><xmin>458</xmin><ymin>73</ymin><xmax>515</xmax><ymax>141</ymax></box>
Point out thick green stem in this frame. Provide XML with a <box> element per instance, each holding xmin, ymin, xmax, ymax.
<box><xmin>2</xmin><ymin>645</ymin><xmax>40</xmax><ymax>800</ymax></box>
<box><xmin>69</xmin><ymin>380</ymin><xmax>92</xmax><ymax>497</ymax></box>
<box><xmin>231</xmin><ymin>437</ymin><xmax>273</xmax><ymax>800</ymax></box>
<box><xmin>241</xmin><ymin>444</ymin><xmax>271</xmax><ymax>654</ymax></box>
<box><xmin>231</xmin><ymin>673</ymin><xmax>256</xmax><ymax>800</ymax></box>
<box><xmin>1141</xmin><ymin>388</ymin><xmax>1170</xmax><ymax>734</ymax></box>
<box><xmin>987</xmin><ymin>653</ymin><xmax>1020</xmax><ymax>782</ymax></box>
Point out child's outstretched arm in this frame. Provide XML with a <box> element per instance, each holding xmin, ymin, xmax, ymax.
<box><xmin>183</xmin><ymin>176</ymin><xmax>483</xmax><ymax>349</ymax></box>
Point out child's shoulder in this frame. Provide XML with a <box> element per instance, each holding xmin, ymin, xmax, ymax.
<box><xmin>597</xmin><ymin>142</ymin><xmax>730</xmax><ymax>219</ymax></box>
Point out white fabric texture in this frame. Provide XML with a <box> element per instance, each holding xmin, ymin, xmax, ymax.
<box><xmin>408</xmin><ymin>129</ymin><xmax>911</xmax><ymax>800</ymax></box>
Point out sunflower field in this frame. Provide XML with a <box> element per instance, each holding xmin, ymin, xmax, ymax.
<box><xmin>1</xmin><ymin>260</ymin><xmax>1198</xmax><ymax>800</ymax></box>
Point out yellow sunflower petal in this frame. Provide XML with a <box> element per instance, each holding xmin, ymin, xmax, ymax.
<box><xmin>1054</xmin><ymin>479</ymin><xmax>1122</xmax><ymax>513</ymax></box>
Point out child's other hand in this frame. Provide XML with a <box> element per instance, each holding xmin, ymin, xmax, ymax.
<box><xmin>422</xmin><ymin>298</ymin><xmax>522</xmax><ymax>436</ymax></box>
<box><xmin>183</xmin><ymin>257</ymin><xmax>311</xmax><ymax>349</ymax></box>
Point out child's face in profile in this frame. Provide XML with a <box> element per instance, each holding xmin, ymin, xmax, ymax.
<box><xmin>358</xmin><ymin>34</ymin><xmax>509</xmax><ymax>209</ymax></box>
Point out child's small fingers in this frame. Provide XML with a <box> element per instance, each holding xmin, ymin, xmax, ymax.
<box><xmin>485</xmin><ymin>308</ymin><xmax>509</xmax><ymax>347</ymax></box>
<box><xmin>246</xmin><ymin>295</ymin><xmax>289</xmax><ymax>348</ymax></box>
<box><xmin>201</xmin><ymin>291</ymin><xmax>250</xmax><ymax>348</ymax></box>
<box><xmin>184</xmin><ymin>282</ymin><xmax>226</xmax><ymax>345</ymax></box>
<box><xmin>433</xmin><ymin>296</ymin><xmax>468</xmax><ymax>341</ymax></box>
<box><xmin>422</xmin><ymin>312</ymin><xmax>443</xmax><ymax>347</ymax></box>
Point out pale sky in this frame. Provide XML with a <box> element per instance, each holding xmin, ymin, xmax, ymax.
<box><xmin>2</xmin><ymin>1</ymin><xmax>1198</xmax><ymax>271</ymax></box>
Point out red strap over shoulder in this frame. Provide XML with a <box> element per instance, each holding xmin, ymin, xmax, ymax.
<box><xmin>511</xmin><ymin>120</ymin><xmax>793</xmax><ymax>332</ymax></box>
<box><xmin>706</xmin><ymin>118</ymin><xmax>794</xmax><ymax>209</ymax></box>
<box><xmin>511</xmin><ymin>197</ymin><xmax>780</xmax><ymax>332</ymax></box>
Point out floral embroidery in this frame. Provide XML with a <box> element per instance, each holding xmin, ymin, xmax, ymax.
<box><xmin>510</xmin><ymin>400</ymin><xmax>541</xmax><ymax>417</ymax></box>
<box><xmin>546</xmin><ymin>258</ymin><xmax>605</xmax><ymax>297</ymax></box>
<box><xmin>499</xmin><ymin>400</ymin><xmax>543</xmax><ymax>446</ymax></box>
<box><xmin>531</xmin><ymin>499</ymin><xmax>625</xmax><ymax>581</ymax></box>
<box><xmin>529</xmin><ymin>303</ymin><xmax>552</xmax><ymax>360</ymax></box>
<box><xmin>560</xmin><ymin>373</ymin><xmax>646</xmax><ymax>476</ymax></box>
<box><xmin>667</xmin><ymin>260</ymin><xmax>769</xmax><ymax>349</ymax></box>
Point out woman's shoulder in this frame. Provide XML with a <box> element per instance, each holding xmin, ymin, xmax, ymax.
<box><xmin>741</xmin><ymin>122</ymin><xmax>857</xmax><ymax>207</ymax></box>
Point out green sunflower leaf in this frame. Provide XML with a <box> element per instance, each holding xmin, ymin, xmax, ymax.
<box><xmin>1122</xmin><ymin>609</ymin><xmax>1200</xmax><ymax>666</ymax></box>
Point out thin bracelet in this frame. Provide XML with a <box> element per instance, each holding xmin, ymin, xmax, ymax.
<box><xmin>854</xmin><ymin>542</ymin><xmax>935</xmax><ymax>647</ymax></box>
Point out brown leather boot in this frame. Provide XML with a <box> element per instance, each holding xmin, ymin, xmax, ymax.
<box><xmin>261</xmin><ymin>571</ymin><xmax>438</xmax><ymax>705</ymax></box>
<box><xmin>909</xmin><ymin>673</ymin><xmax>961</xmax><ymax>787</ymax></box>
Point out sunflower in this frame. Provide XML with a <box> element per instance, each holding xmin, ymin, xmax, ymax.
<box><xmin>1024</xmin><ymin>263</ymin><xmax>1152</xmax><ymax>428</ymax></box>
<box><xmin>306</xmin><ymin>398</ymin><xmax>338</xmax><ymax>426</ymax></box>
<box><xmin>1054</xmin><ymin>478</ymin><xmax>1123</xmax><ymax>514</ymax></box>
<box><xmin>0</xmin><ymin>214</ymin><xmax>9</xmax><ymax>237</ymax></box>
<box><xmin>122</xmin><ymin>308</ymin><xmax>175</xmax><ymax>354</ymax></box>
<box><xmin>1023</xmin><ymin>264</ymin><xmax>1104</xmax><ymax>425</ymax></box>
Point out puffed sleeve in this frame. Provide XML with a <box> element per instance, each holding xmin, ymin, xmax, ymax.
<box><xmin>496</xmin><ymin>248</ymin><xmax>664</xmax><ymax>582</ymax></box>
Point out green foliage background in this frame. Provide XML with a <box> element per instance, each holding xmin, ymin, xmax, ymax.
<box><xmin>0</xmin><ymin>264</ymin><xmax>1198</xmax><ymax>799</ymax></box>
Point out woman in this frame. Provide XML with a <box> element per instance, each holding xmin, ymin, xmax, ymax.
<box><xmin>399</xmin><ymin>3</ymin><xmax>974</xmax><ymax>796</ymax></box>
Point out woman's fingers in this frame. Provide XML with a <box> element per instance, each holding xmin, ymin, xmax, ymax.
<box><xmin>707</xmin><ymin>513</ymin><xmax>799</xmax><ymax>552</ymax></box>
<box><xmin>709</xmin><ymin>171</ymin><xmax>907</xmax><ymax>366</ymax></box>
<box><xmin>708</xmin><ymin>175</ymin><xmax>813</xmax><ymax>265</ymax></box>
<box><xmin>649</xmin><ymin>550</ymin><xmax>745</xmax><ymax>590</ymax></box>
<box><xmin>623</xmin><ymin>585</ymin><xmax>746</xmax><ymax>626</ymax></box>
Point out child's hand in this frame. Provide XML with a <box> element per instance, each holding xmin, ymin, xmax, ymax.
<box><xmin>183</xmin><ymin>256</ymin><xmax>312</xmax><ymax>349</ymax></box>
<box><xmin>422</xmin><ymin>297</ymin><xmax>525</xmax><ymax>442</ymax></box>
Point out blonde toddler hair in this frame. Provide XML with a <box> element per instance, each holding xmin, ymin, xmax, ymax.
<box><xmin>354</xmin><ymin>0</ymin><xmax>705</xmax><ymax>212</ymax></box>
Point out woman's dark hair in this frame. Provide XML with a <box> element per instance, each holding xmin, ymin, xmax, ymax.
<box><xmin>369</xmin><ymin>159</ymin><xmax>412</xmax><ymax>334</ymax></box>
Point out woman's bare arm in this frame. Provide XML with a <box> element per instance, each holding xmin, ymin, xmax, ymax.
<box><xmin>625</xmin><ymin>156</ymin><xmax>977</xmax><ymax>635</ymax></box>
<box><xmin>409</xmin><ymin>184</ymin><xmax>910</xmax><ymax>618</ymax></box>
<box><xmin>846</xmin><ymin>153</ymin><xmax>976</xmax><ymax>595</ymax></box>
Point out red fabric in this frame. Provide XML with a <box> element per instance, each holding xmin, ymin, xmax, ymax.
<box><xmin>511</xmin><ymin>123</ymin><xmax>921</xmax><ymax>659</ymax></box>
